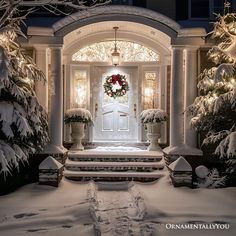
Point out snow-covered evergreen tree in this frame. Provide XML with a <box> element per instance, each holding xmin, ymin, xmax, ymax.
<box><xmin>0</xmin><ymin>1</ymin><xmax>111</xmax><ymax>179</ymax></box>
<box><xmin>189</xmin><ymin>1</ymin><xmax>236</xmax><ymax>173</ymax></box>
<box><xmin>0</xmin><ymin>2</ymin><xmax>49</xmax><ymax>178</ymax></box>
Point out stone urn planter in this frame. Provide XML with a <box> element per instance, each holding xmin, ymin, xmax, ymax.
<box><xmin>146</xmin><ymin>122</ymin><xmax>161</xmax><ymax>151</ymax></box>
<box><xmin>65</xmin><ymin>108</ymin><xmax>93</xmax><ymax>151</ymax></box>
<box><xmin>70</xmin><ymin>122</ymin><xmax>85</xmax><ymax>150</ymax></box>
<box><xmin>140</xmin><ymin>109</ymin><xmax>167</xmax><ymax>151</ymax></box>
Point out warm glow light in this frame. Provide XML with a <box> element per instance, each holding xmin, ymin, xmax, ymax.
<box><xmin>207</xmin><ymin>97</ymin><xmax>214</xmax><ymax>104</ymax></box>
<box><xmin>111</xmin><ymin>49</ymin><xmax>120</xmax><ymax>66</ymax></box>
<box><xmin>230</xmin><ymin>78</ymin><xmax>235</xmax><ymax>83</ymax></box>
<box><xmin>144</xmin><ymin>88</ymin><xmax>154</xmax><ymax>97</ymax></box>
<box><xmin>0</xmin><ymin>34</ymin><xmax>8</xmax><ymax>43</ymax></box>
<box><xmin>111</xmin><ymin>27</ymin><xmax>120</xmax><ymax>66</ymax></box>
<box><xmin>111</xmin><ymin>69</ymin><xmax>119</xmax><ymax>75</ymax></box>
<box><xmin>72</xmin><ymin>41</ymin><xmax>159</xmax><ymax>62</ymax></box>
<box><xmin>210</xmin><ymin>79</ymin><xmax>215</xmax><ymax>84</ymax></box>
<box><xmin>75</xmin><ymin>85</ymin><xmax>86</xmax><ymax>106</ymax></box>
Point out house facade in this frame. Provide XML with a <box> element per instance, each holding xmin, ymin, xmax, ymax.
<box><xmin>22</xmin><ymin>0</ymin><xmax>235</xmax><ymax>157</ymax></box>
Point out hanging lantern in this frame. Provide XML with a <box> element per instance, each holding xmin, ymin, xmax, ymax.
<box><xmin>111</xmin><ymin>27</ymin><xmax>120</xmax><ymax>66</ymax></box>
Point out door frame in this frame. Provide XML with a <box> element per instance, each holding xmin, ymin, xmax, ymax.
<box><xmin>91</xmin><ymin>66</ymin><xmax>140</xmax><ymax>142</ymax></box>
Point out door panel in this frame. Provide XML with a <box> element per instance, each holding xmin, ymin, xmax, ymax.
<box><xmin>92</xmin><ymin>67</ymin><xmax>138</xmax><ymax>141</ymax></box>
<box><xmin>118</xmin><ymin>112</ymin><xmax>129</xmax><ymax>131</ymax></box>
<box><xmin>102</xmin><ymin>111</ymin><xmax>114</xmax><ymax>131</ymax></box>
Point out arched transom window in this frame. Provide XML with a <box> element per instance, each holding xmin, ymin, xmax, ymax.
<box><xmin>72</xmin><ymin>41</ymin><xmax>160</xmax><ymax>62</ymax></box>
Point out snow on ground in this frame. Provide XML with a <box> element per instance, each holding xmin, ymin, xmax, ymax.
<box><xmin>0</xmin><ymin>176</ymin><xmax>235</xmax><ymax>236</ymax></box>
<box><xmin>137</xmin><ymin>176</ymin><xmax>236</xmax><ymax>236</ymax></box>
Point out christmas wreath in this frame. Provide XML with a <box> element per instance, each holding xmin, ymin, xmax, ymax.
<box><xmin>103</xmin><ymin>74</ymin><xmax>129</xmax><ymax>98</ymax></box>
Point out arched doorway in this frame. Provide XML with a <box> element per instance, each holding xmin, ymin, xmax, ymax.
<box><xmin>62</xmin><ymin>18</ymin><xmax>173</xmax><ymax>143</ymax></box>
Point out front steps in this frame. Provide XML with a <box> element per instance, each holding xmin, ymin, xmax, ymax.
<box><xmin>64</xmin><ymin>147</ymin><xmax>166</xmax><ymax>181</ymax></box>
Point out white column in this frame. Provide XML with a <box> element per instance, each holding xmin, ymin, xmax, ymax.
<box><xmin>169</xmin><ymin>46</ymin><xmax>184</xmax><ymax>148</ymax></box>
<box><xmin>35</xmin><ymin>47</ymin><xmax>48</xmax><ymax>112</ymax></box>
<box><xmin>44</xmin><ymin>46</ymin><xmax>66</xmax><ymax>153</ymax></box>
<box><xmin>159</xmin><ymin>63</ymin><xmax>168</xmax><ymax>144</ymax></box>
<box><xmin>184</xmin><ymin>47</ymin><xmax>198</xmax><ymax>147</ymax></box>
<box><xmin>63</xmin><ymin>54</ymin><xmax>71</xmax><ymax>142</ymax></box>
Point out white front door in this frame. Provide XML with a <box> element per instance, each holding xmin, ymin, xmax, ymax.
<box><xmin>92</xmin><ymin>67</ymin><xmax>138</xmax><ymax>141</ymax></box>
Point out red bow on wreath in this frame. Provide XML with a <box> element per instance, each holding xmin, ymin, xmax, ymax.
<box><xmin>112</xmin><ymin>74</ymin><xmax>122</xmax><ymax>85</ymax></box>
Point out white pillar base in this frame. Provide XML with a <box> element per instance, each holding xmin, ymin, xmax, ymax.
<box><xmin>163</xmin><ymin>144</ymin><xmax>203</xmax><ymax>156</ymax></box>
<box><xmin>42</xmin><ymin>144</ymin><xmax>67</xmax><ymax>154</ymax></box>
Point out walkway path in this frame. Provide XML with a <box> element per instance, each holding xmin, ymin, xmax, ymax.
<box><xmin>88</xmin><ymin>182</ymin><xmax>154</xmax><ymax>236</ymax></box>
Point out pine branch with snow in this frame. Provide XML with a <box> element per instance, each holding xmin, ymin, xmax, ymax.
<box><xmin>196</xmin><ymin>168</ymin><xmax>226</xmax><ymax>188</ymax></box>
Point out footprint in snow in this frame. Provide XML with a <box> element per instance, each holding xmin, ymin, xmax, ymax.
<box><xmin>62</xmin><ymin>225</ymin><xmax>72</xmax><ymax>228</ymax></box>
<box><xmin>14</xmin><ymin>213</ymin><xmax>39</xmax><ymax>219</ymax></box>
<box><xmin>27</xmin><ymin>228</ymin><xmax>47</xmax><ymax>232</ymax></box>
<box><xmin>0</xmin><ymin>215</ymin><xmax>10</xmax><ymax>223</ymax></box>
<box><xmin>39</xmin><ymin>209</ymin><xmax>48</xmax><ymax>211</ymax></box>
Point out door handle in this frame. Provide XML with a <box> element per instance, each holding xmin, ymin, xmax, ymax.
<box><xmin>134</xmin><ymin>104</ymin><xmax>137</xmax><ymax>118</ymax></box>
<box><xmin>95</xmin><ymin>103</ymin><xmax>98</xmax><ymax>117</ymax></box>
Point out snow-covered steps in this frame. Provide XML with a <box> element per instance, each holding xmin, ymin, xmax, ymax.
<box><xmin>65</xmin><ymin>159</ymin><xmax>165</xmax><ymax>171</ymax></box>
<box><xmin>64</xmin><ymin>146</ymin><xmax>166</xmax><ymax>182</ymax></box>
<box><xmin>64</xmin><ymin>170</ymin><xmax>165</xmax><ymax>181</ymax></box>
<box><xmin>68</xmin><ymin>149</ymin><xmax>162</xmax><ymax>162</ymax></box>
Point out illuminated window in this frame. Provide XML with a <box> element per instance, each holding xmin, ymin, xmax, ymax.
<box><xmin>73</xmin><ymin>70</ymin><xmax>87</xmax><ymax>108</ymax></box>
<box><xmin>143</xmin><ymin>72</ymin><xmax>159</xmax><ymax>109</ymax></box>
<box><xmin>72</xmin><ymin>41</ymin><xmax>159</xmax><ymax>63</ymax></box>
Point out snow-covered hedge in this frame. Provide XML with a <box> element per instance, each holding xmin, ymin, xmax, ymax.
<box><xmin>64</xmin><ymin>108</ymin><xmax>93</xmax><ymax>124</ymax></box>
<box><xmin>140</xmin><ymin>109</ymin><xmax>167</xmax><ymax>124</ymax></box>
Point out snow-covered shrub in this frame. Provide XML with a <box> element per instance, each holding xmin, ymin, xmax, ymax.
<box><xmin>195</xmin><ymin>165</ymin><xmax>209</xmax><ymax>179</ymax></box>
<box><xmin>0</xmin><ymin>3</ymin><xmax>49</xmax><ymax>178</ymax></box>
<box><xmin>188</xmin><ymin>7</ymin><xmax>236</xmax><ymax>173</ymax></box>
<box><xmin>195</xmin><ymin>168</ymin><xmax>226</xmax><ymax>189</ymax></box>
<box><xmin>64</xmin><ymin>108</ymin><xmax>93</xmax><ymax>125</ymax></box>
<box><xmin>140</xmin><ymin>109</ymin><xmax>167</xmax><ymax>124</ymax></box>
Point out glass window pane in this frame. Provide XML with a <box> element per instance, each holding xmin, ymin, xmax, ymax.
<box><xmin>191</xmin><ymin>0</ymin><xmax>209</xmax><ymax>18</ymax></box>
<box><xmin>72</xmin><ymin>41</ymin><xmax>159</xmax><ymax>62</ymax></box>
<box><xmin>74</xmin><ymin>71</ymin><xmax>87</xmax><ymax>108</ymax></box>
<box><xmin>143</xmin><ymin>72</ymin><xmax>158</xmax><ymax>109</ymax></box>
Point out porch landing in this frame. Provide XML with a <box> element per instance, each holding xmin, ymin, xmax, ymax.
<box><xmin>64</xmin><ymin>146</ymin><xmax>166</xmax><ymax>182</ymax></box>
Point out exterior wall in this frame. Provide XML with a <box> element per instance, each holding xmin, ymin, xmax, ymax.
<box><xmin>146</xmin><ymin>0</ymin><xmax>176</xmax><ymax>20</ymax></box>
